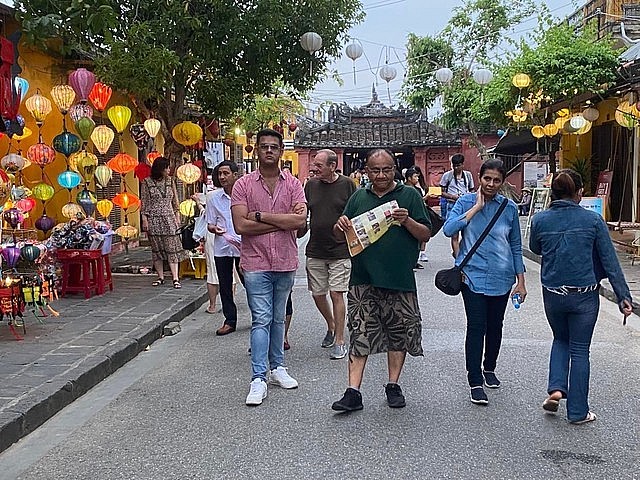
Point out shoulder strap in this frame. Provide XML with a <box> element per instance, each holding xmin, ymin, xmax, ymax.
<box><xmin>459</xmin><ymin>198</ymin><xmax>509</xmax><ymax>269</ymax></box>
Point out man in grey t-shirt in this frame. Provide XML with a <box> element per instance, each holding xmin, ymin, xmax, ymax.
<box><xmin>440</xmin><ymin>153</ymin><xmax>474</xmax><ymax>257</ymax></box>
<box><xmin>305</xmin><ymin>149</ymin><xmax>356</xmax><ymax>359</ymax></box>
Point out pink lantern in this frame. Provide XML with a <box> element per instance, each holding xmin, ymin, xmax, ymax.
<box><xmin>16</xmin><ymin>198</ymin><xmax>36</xmax><ymax>213</ymax></box>
<box><xmin>68</xmin><ymin>68</ymin><xmax>97</xmax><ymax>103</ymax></box>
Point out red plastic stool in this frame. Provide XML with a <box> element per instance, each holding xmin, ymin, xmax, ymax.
<box><xmin>58</xmin><ymin>249</ymin><xmax>101</xmax><ymax>299</ymax></box>
<box><xmin>97</xmin><ymin>253</ymin><xmax>114</xmax><ymax>294</ymax></box>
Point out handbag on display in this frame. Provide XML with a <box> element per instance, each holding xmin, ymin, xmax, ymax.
<box><xmin>434</xmin><ymin>198</ymin><xmax>509</xmax><ymax>296</ymax></box>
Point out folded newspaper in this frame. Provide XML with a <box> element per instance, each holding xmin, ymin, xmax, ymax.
<box><xmin>345</xmin><ymin>200</ymin><xmax>400</xmax><ymax>256</ymax></box>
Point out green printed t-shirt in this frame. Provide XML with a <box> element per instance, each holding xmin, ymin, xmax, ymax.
<box><xmin>343</xmin><ymin>182</ymin><xmax>430</xmax><ymax>292</ymax></box>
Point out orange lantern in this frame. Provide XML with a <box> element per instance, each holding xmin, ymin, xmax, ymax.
<box><xmin>50</xmin><ymin>85</ymin><xmax>76</xmax><ymax>115</ymax></box>
<box><xmin>27</xmin><ymin>143</ymin><xmax>56</xmax><ymax>167</ymax></box>
<box><xmin>112</xmin><ymin>191</ymin><xmax>140</xmax><ymax>210</ymax></box>
<box><xmin>147</xmin><ymin>150</ymin><xmax>161</xmax><ymax>164</ymax></box>
<box><xmin>107</xmin><ymin>153</ymin><xmax>137</xmax><ymax>174</ymax></box>
<box><xmin>88</xmin><ymin>82</ymin><xmax>112</xmax><ymax>112</ymax></box>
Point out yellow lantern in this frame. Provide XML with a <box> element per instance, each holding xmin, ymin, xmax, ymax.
<box><xmin>33</xmin><ymin>182</ymin><xmax>55</xmax><ymax>201</ymax></box>
<box><xmin>615</xmin><ymin>101</ymin><xmax>637</xmax><ymax>129</ymax></box>
<box><xmin>172</xmin><ymin>121</ymin><xmax>203</xmax><ymax>146</ymax></box>
<box><xmin>61</xmin><ymin>202</ymin><xmax>83</xmax><ymax>219</ymax></box>
<box><xmin>575</xmin><ymin>120</ymin><xmax>592</xmax><ymax>135</ymax></box>
<box><xmin>96</xmin><ymin>199</ymin><xmax>113</xmax><ymax>218</ymax></box>
<box><xmin>13</xmin><ymin>127</ymin><xmax>32</xmax><ymax>142</ymax></box>
<box><xmin>115</xmin><ymin>223</ymin><xmax>138</xmax><ymax>239</ymax></box>
<box><xmin>543</xmin><ymin>124</ymin><xmax>559</xmax><ymax>137</ymax></box>
<box><xmin>144</xmin><ymin>118</ymin><xmax>161</xmax><ymax>138</ymax></box>
<box><xmin>94</xmin><ymin>165</ymin><xmax>113</xmax><ymax>188</ymax></box>
<box><xmin>556</xmin><ymin>108</ymin><xmax>570</xmax><ymax>118</ymax></box>
<box><xmin>554</xmin><ymin>116</ymin><xmax>567</xmax><ymax>130</ymax></box>
<box><xmin>107</xmin><ymin>105</ymin><xmax>132</xmax><ymax>134</ymax></box>
<box><xmin>179</xmin><ymin>199</ymin><xmax>197</xmax><ymax>217</ymax></box>
<box><xmin>512</xmin><ymin>73</ymin><xmax>531</xmax><ymax>89</ymax></box>
<box><xmin>25</xmin><ymin>90</ymin><xmax>53</xmax><ymax>125</ymax></box>
<box><xmin>76</xmin><ymin>151</ymin><xmax>99</xmax><ymax>183</ymax></box>
<box><xmin>176</xmin><ymin>163</ymin><xmax>201</xmax><ymax>185</ymax></box>
<box><xmin>91</xmin><ymin>125</ymin><xmax>115</xmax><ymax>154</ymax></box>
<box><xmin>531</xmin><ymin>126</ymin><xmax>545</xmax><ymax>139</ymax></box>
<box><xmin>50</xmin><ymin>85</ymin><xmax>76</xmax><ymax>114</ymax></box>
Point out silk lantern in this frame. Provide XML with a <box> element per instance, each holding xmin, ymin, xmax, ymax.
<box><xmin>21</xmin><ymin>244</ymin><xmax>41</xmax><ymax>262</ymax></box>
<box><xmin>107</xmin><ymin>153</ymin><xmax>137</xmax><ymax>174</ymax></box>
<box><xmin>531</xmin><ymin>126</ymin><xmax>545</xmax><ymax>139</ymax></box>
<box><xmin>14</xmin><ymin>77</ymin><xmax>29</xmax><ymax>102</ymax></box>
<box><xmin>33</xmin><ymin>182</ymin><xmax>54</xmax><ymax>201</ymax></box>
<box><xmin>96</xmin><ymin>199</ymin><xmax>113</xmax><ymax>218</ymax></box>
<box><xmin>179</xmin><ymin>199</ymin><xmax>197</xmax><ymax>217</ymax></box>
<box><xmin>76</xmin><ymin>189</ymin><xmax>97</xmax><ymax>216</ymax></box>
<box><xmin>75</xmin><ymin>117</ymin><xmax>95</xmax><ymax>143</ymax></box>
<box><xmin>144</xmin><ymin>118</ymin><xmax>161</xmax><ymax>138</ymax></box>
<box><xmin>16</xmin><ymin>198</ymin><xmax>35</xmax><ymax>213</ymax></box>
<box><xmin>2</xmin><ymin>245</ymin><xmax>21</xmax><ymax>268</ymax></box>
<box><xmin>172</xmin><ymin>121</ymin><xmax>202</xmax><ymax>146</ymax></box>
<box><xmin>58</xmin><ymin>170</ymin><xmax>82</xmax><ymax>190</ymax></box>
<box><xmin>94</xmin><ymin>165</ymin><xmax>113</xmax><ymax>188</ymax></box>
<box><xmin>130</xmin><ymin>123</ymin><xmax>149</xmax><ymax>149</ymax></box>
<box><xmin>112</xmin><ymin>191</ymin><xmax>140</xmax><ymax>210</ymax></box>
<box><xmin>75</xmin><ymin>151</ymin><xmax>98</xmax><ymax>183</ymax></box>
<box><xmin>147</xmin><ymin>151</ymin><xmax>161</xmax><ymax>164</ymax></box>
<box><xmin>91</xmin><ymin>125</ymin><xmax>115</xmax><ymax>154</ymax></box>
<box><xmin>25</xmin><ymin>90</ymin><xmax>53</xmax><ymax>125</ymax></box>
<box><xmin>134</xmin><ymin>163</ymin><xmax>151</xmax><ymax>181</ymax></box>
<box><xmin>27</xmin><ymin>143</ymin><xmax>56</xmax><ymax>167</ymax></box>
<box><xmin>88</xmin><ymin>82</ymin><xmax>112</xmax><ymax>112</ymax></box>
<box><xmin>176</xmin><ymin>163</ymin><xmax>201</xmax><ymax>184</ymax></box>
<box><xmin>61</xmin><ymin>202</ymin><xmax>83</xmax><ymax>219</ymax></box>
<box><xmin>512</xmin><ymin>73</ymin><xmax>531</xmax><ymax>89</ymax></box>
<box><xmin>543</xmin><ymin>124</ymin><xmax>559</xmax><ymax>137</ymax></box>
<box><xmin>107</xmin><ymin>105</ymin><xmax>132</xmax><ymax>134</ymax></box>
<box><xmin>53</xmin><ymin>132</ymin><xmax>81</xmax><ymax>157</ymax></box>
<box><xmin>50</xmin><ymin>84</ymin><xmax>76</xmax><ymax>114</ymax></box>
<box><xmin>3</xmin><ymin>208</ymin><xmax>23</xmax><ymax>229</ymax></box>
<box><xmin>35</xmin><ymin>214</ymin><xmax>55</xmax><ymax>233</ymax></box>
<box><xmin>68</xmin><ymin>68</ymin><xmax>96</xmax><ymax>103</ymax></box>
<box><xmin>115</xmin><ymin>224</ymin><xmax>138</xmax><ymax>239</ymax></box>
<box><xmin>1</xmin><ymin>153</ymin><xmax>26</xmax><ymax>172</ymax></box>
<box><xmin>13</xmin><ymin>127</ymin><xmax>32</xmax><ymax>142</ymax></box>
<box><xmin>582</xmin><ymin>107</ymin><xmax>600</xmax><ymax>122</ymax></box>
<box><xmin>69</xmin><ymin>104</ymin><xmax>94</xmax><ymax>123</ymax></box>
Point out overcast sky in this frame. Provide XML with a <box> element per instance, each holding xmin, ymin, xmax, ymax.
<box><xmin>307</xmin><ymin>0</ymin><xmax>581</xmax><ymax>112</ymax></box>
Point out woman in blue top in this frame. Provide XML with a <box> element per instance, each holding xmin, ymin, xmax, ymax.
<box><xmin>530</xmin><ymin>169</ymin><xmax>633</xmax><ymax>424</ymax></box>
<box><xmin>444</xmin><ymin>159</ymin><xmax>527</xmax><ymax>406</ymax></box>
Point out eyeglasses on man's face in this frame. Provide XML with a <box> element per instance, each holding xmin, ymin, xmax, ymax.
<box><xmin>258</xmin><ymin>144</ymin><xmax>281</xmax><ymax>152</ymax></box>
<box><xmin>367</xmin><ymin>167</ymin><xmax>394</xmax><ymax>176</ymax></box>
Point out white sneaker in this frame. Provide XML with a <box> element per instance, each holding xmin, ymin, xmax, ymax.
<box><xmin>269</xmin><ymin>366</ymin><xmax>299</xmax><ymax>389</ymax></box>
<box><xmin>245</xmin><ymin>378</ymin><xmax>267</xmax><ymax>406</ymax></box>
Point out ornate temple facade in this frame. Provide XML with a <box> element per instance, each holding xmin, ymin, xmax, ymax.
<box><xmin>294</xmin><ymin>87</ymin><xmax>497</xmax><ymax>187</ymax></box>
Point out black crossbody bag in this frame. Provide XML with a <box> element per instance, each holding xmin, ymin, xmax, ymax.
<box><xmin>434</xmin><ymin>198</ymin><xmax>508</xmax><ymax>296</ymax></box>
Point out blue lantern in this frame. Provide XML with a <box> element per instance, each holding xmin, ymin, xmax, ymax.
<box><xmin>76</xmin><ymin>188</ymin><xmax>97</xmax><ymax>217</ymax></box>
<box><xmin>53</xmin><ymin>132</ymin><xmax>81</xmax><ymax>158</ymax></box>
<box><xmin>14</xmin><ymin>77</ymin><xmax>29</xmax><ymax>102</ymax></box>
<box><xmin>58</xmin><ymin>170</ymin><xmax>82</xmax><ymax>190</ymax></box>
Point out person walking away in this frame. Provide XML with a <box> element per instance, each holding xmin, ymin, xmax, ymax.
<box><xmin>529</xmin><ymin>169</ymin><xmax>632</xmax><ymax>424</ymax></box>
<box><xmin>440</xmin><ymin>154</ymin><xmax>474</xmax><ymax>257</ymax></box>
<box><xmin>305</xmin><ymin>149</ymin><xmax>356</xmax><ymax>359</ymax></box>
<box><xmin>231</xmin><ymin>128</ymin><xmax>307</xmax><ymax>406</ymax></box>
<box><xmin>207</xmin><ymin>161</ymin><xmax>244</xmax><ymax>336</ymax></box>
<box><xmin>331</xmin><ymin>148</ymin><xmax>431</xmax><ymax>411</ymax></box>
<box><xmin>443</xmin><ymin>158</ymin><xmax>527</xmax><ymax>406</ymax></box>
<box><xmin>140</xmin><ymin>156</ymin><xmax>189</xmax><ymax>289</ymax></box>
<box><xmin>404</xmin><ymin>167</ymin><xmax>427</xmax><ymax>268</ymax></box>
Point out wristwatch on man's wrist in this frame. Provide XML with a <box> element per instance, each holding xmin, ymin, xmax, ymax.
<box><xmin>255</xmin><ymin>211</ymin><xmax>262</xmax><ymax>223</ymax></box>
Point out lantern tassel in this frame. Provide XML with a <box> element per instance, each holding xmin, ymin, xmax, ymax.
<box><xmin>353</xmin><ymin>65</ymin><xmax>357</xmax><ymax>84</ymax></box>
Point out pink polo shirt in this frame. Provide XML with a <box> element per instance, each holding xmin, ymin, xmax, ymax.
<box><xmin>231</xmin><ymin>169</ymin><xmax>306</xmax><ymax>272</ymax></box>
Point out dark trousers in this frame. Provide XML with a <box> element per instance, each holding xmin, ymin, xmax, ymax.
<box><xmin>461</xmin><ymin>284</ymin><xmax>510</xmax><ymax>387</ymax></box>
<box><xmin>214</xmin><ymin>256</ymin><xmax>244</xmax><ymax>328</ymax></box>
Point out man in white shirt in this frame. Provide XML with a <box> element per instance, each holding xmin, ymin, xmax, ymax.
<box><xmin>440</xmin><ymin>154</ymin><xmax>475</xmax><ymax>257</ymax></box>
<box><xmin>207</xmin><ymin>161</ymin><xmax>243</xmax><ymax>336</ymax></box>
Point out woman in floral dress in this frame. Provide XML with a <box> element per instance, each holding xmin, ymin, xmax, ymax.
<box><xmin>141</xmin><ymin>156</ymin><xmax>189</xmax><ymax>288</ymax></box>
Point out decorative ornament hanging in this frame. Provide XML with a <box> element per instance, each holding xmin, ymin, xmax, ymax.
<box><xmin>512</xmin><ymin>73</ymin><xmax>531</xmax><ymax>89</ymax></box>
<box><xmin>27</xmin><ymin>143</ymin><xmax>56</xmax><ymax>167</ymax></box>
<box><xmin>75</xmin><ymin>151</ymin><xmax>99</xmax><ymax>183</ymax></box>
<box><xmin>1</xmin><ymin>153</ymin><xmax>26</xmax><ymax>172</ymax></box>
<box><xmin>69</xmin><ymin>104</ymin><xmax>94</xmax><ymax>123</ymax></box>
<box><xmin>107</xmin><ymin>105</ymin><xmax>132</xmax><ymax>134</ymax></box>
<box><xmin>115</xmin><ymin>223</ymin><xmax>138</xmax><ymax>240</ymax></box>
<box><xmin>21</xmin><ymin>244</ymin><xmax>41</xmax><ymax>262</ymax></box>
<box><xmin>58</xmin><ymin>170</ymin><xmax>82</xmax><ymax>190</ymax></box>
<box><xmin>16</xmin><ymin>198</ymin><xmax>35</xmax><ymax>213</ymax></box>
<box><xmin>379</xmin><ymin>64</ymin><xmax>397</xmax><ymax>103</ymax></box>
<box><xmin>94</xmin><ymin>165</ymin><xmax>113</xmax><ymax>188</ymax></box>
<box><xmin>179</xmin><ymin>199</ymin><xmax>197</xmax><ymax>217</ymax></box>
<box><xmin>2</xmin><ymin>245</ymin><xmax>21</xmax><ymax>268</ymax></box>
<box><xmin>49</xmin><ymin>85</ymin><xmax>76</xmax><ymax>115</ymax></box>
<box><xmin>96</xmin><ymin>199</ymin><xmax>113</xmax><ymax>219</ymax></box>
<box><xmin>25</xmin><ymin>90</ymin><xmax>53</xmax><ymax>127</ymax></box>
<box><xmin>172</xmin><ymin>121</ymin><xmax>203</xmax><ymax>146</ymax></box>
<box><xmin>33</xmin><ymin>182</ymin><xmax>55</xmax><ymax>201</ymax></box>
<box><xmin>130</xmin><ymin>123</ymin><xmax>150</xmax><ymax>149</ymax></box>
<box><xmin>176</xmin><ymin>163</ymin><xmax>201</xmax><ymax>184</ymax></box>
<box><xmin>3</xmin><ymin>207</ymin><xmax>23</xmax><ymax>229</ymax></box>
<box><xmin>61</xmin><ymin>202</ymin><xmax>83</xmax><ymax>219</ymax></box>
<box><xmin>14</xmin><ymin>77</ymin><xmax>29</xmax><ymax>103</ymax></box>
<box><xmin>68</xmin><ymin>68</ymin><xmax>96</xmax><ymax>103</ymax></box>
<box><xmin>112</xmin><ymin>191</ymin><xmax>140</xmax><ymax>211</ymax></box>
<box><xmin>88</xmin><ymin>82</ymin><xmax>112</xmax><ymax>112</ymax></box>
<box><xmin>91</xmin><ymin>125</ymin><xmax>115</xmax><ymax>154</ymax></box>
<box><xmin>53</xmin><ymin>131</ymin><xmax>82</xmax><ymax>158</ymax></box>
<box><xmin>147</xmin><ymin>151</ymin><xmax>161</xmax><ymax>164</ymax></box>
<box><xmin>74</xmin><ymin>117</ymin><xmax>96</xmax><ymax>143</ymax></box>
<box><xmin>13</xmin><ymin>127</ymin><xmax>32</xmax><ymax>142</ymax></box>
<box><xmin>300</xmin><ymin>32</ymin><xmax>323</xmax><ymax>75</ymax></box>
<box><xmin>76</xmin><ymin>188</ymin><xmax>97</xmax><ymax>217</ymax></box>
<box><xmin>345</xmin><ymin>41</ymin><xmax>363</xmax><ymax>84</ymax></box>
<box><xmin>582</xmin><ymin>107</ymin><xmax>600</xmax><ymax>122</ymax></box>
<box><xmin>435</xmin><ymin>67</ymin><xmax>454</xmax><ymax>84</ymax></box>
<box><xmin>35</xmin><ymin>214</ymin><xmax>55</xmax><ymax>233</ymax></box>
<box><xmin>107</xmin><ymin>153</ymin><xmax>137</xmax><ymax>174</ymax></box>
<box><xmin>134</xmin><ymin>163</ymin><xmax>152</xmax><ymax>181</ymax></box>
<box><xmin>543</xmin><ymin>124</ymin><xmax>559</xmax><ymax>137</ymax></box>
<box><xmin>144</xmin><ymin>118</ymin><xmax>161</xmax><ymax>138</ymax></box>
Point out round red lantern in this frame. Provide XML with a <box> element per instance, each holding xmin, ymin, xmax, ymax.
<box><xmin>134</xmin><ymin>163</ymin><xmax>152</xmax><ymax>181</ymax></box>
<box><xmin>27</xmin><ymin>143</ymin><xmax>57</xmax><ymax>167</ymax></box>
<box><xmin>88</xmin><ymin>82</ymin><xmax>112</xmax><ymax>112</ymax></box>
<box><xmin>107</xmin><ymin>153</ymin><xmax>137</xmax><ymax>174</ymax></box>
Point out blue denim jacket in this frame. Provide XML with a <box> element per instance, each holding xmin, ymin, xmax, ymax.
<box><xmin>529</xmin><ymin>199</ymin><xmax>631</xmax><ymax>304</ymax></box>
<box><xmin>443</xmin><ymin>193</ymin><xmax>525</xmax><ymax>296</ymax></box>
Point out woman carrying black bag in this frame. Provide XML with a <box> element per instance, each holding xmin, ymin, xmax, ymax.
<box><xmin>443</xmin><ymin>159</ymin><xmax>527</xmax><ymax>406</ymax></box>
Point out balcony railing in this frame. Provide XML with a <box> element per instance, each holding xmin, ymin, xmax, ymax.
<box><xmin>566</xmin><ymin>0</ymin><xmax>633</xmax><ymax>39</ymax></box>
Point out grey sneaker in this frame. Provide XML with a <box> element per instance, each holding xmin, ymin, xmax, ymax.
<box><xmin>329</xmin><ymin>343</ymin><xmax>348</xmax><ymax>359</ymax></box>
<box><xmin>321</xmin><ymin>330</ymin><xmax>335</xmax><ymax>348</ymax></box>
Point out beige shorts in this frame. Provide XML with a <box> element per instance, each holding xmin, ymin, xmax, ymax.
<box><xmin>306</xmin><ymin>257</ymin><xmax>351</xmax><ymax>295</ymax></box>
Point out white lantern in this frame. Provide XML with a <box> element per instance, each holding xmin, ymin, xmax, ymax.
<box><xmin>345</xmin><ymin>41</ymin><xmax>364</xmax><ymax>84</ymax></box>
<box><xmin>300</xmin><ymin>32</ymin><xmax>322</xmax><ymax>54</ymax></box>
<box><xmin>379</xmin><ymin>65</ymin><xmax>397</xmax><ymax>83</ymax></box>
<box><xmin>582</xmin><ymin>107</ymin><xmax>600</xmax><ymax>122</ymax></box>
<box><xmin>144</xmin><ymin>118</ymin><xmax>161</xmax><ymax>138</ymax></box>
<box><xmin>473</xmin><ymin>68</ymin><xmax>493</xmax><ymax>86</ymax></box>
<box><xmin>569</xmin><ymin>114</ymin><xmax>588</xmax><ymax>131</ymax></box>
<box><xmin>435</xmin><ymin>67</ymin><xmax>454</xmax><ymax>84</ymax></box>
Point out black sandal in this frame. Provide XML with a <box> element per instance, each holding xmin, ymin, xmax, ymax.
<box><xmin>173</xmin><ymin>280</ymin><xmax>182</xmax><ymax>289</ymax></box>
<box><xmin>152</xmin><ymin>278</ymin><xmax>165</xmax><ymax>286</ymax></box>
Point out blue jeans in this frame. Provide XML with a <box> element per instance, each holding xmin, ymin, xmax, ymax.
<box><xmin>461</xmin><ymin>284</ymin><xmax>510</xmax><ymax>387</ymax></box>
<box><xmin>543</xmin><ymin>289</ymin><xmax>599</xmax><ymax>422</ymax></box>
<box><xmin>244</xmin><ymin>271</ymin><xmax>295</xmax><ymax>381</ymax></box>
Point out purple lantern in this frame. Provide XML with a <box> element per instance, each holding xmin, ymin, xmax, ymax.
<box><xmin>68</xmin><ymin>68</ymin><xmax>96</xmax><ymax>103</ymax></box>
<box><xmin>35</xmin><ymin>214</ymin><xmax>55</xmax><ymax>234</ymax></box>
<box><xmin>3</xmin><ymin>208</ymin><xmax>23</xmax><ymax>229</ymax></box>
<box><xmin>2</xmin><ymin>245</ymin><xmax>21</xmax><ymax>269</ymax></box>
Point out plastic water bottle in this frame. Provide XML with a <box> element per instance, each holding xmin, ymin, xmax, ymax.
<box><xmin>511</xmin><ymin>293</ymin><xmax>522</xmax><ymax>310</ymax></box>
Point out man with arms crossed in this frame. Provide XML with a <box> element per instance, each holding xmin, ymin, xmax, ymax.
<box><xmin>231</xmin><ymin>128</ymin><xmax>307</xmax><ymax>406</ymax></box>
<box><xmin>332</xmin><ymin>148</ymin><xmax>431</xmax><ymax>411</ymax></box>
<box><xmin>305</xmin><ymin>149</ymin><xmax>356</xmax><ymax>359</ymax></box>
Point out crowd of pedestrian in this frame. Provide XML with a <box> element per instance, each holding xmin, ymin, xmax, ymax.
<box><xmin>140</xmin><ymin>128</ymin><xmax>634</xmax><ymax>425</ymax></box>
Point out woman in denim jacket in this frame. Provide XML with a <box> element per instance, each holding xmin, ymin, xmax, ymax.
<box><xmin>529</xmin><ymin>169</ymin><xmax>633</xmax><ymax>424</ymax></box>
<box><xmin>444</xmin><ymin>159</ymin><xmax>527</xmax><ymax>406</ymax></box>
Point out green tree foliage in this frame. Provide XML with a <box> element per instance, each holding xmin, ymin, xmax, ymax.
<box><xmin>15</xmin><ymin>0</ymin><xmax>363</xmax><ymax>154</ymax></box>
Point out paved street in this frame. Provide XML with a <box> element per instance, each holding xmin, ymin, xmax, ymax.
<box><xmin>1</xmin><ymin>232</ymin><xmax>640</xmax><ymax>480</ymax></box>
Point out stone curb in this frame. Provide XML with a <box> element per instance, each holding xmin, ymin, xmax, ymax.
<box><xmin>0</xmin><ymin>289</ymin><xmax>208</xmax><ymax>453</ymax></box>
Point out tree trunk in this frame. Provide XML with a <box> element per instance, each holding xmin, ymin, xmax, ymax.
<box><xmin>466</xmin><ymin>120</ymin><xmax>489</xmax><ymax>161</ymax></box>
